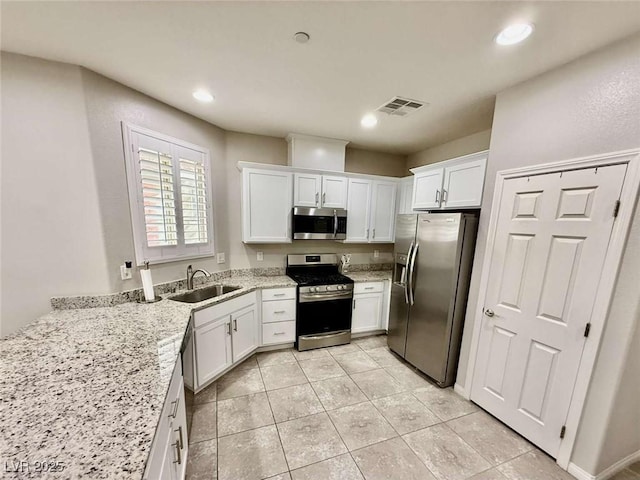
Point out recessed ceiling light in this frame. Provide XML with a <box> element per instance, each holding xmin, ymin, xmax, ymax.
<box><xmin>193</xmin><ymin>89</ymin><xmax>214</xmax><ymax>102</ymax></box>
<box><xmin>361</xmin><ymin>113</ymin><xmax>378</xmax><ymax>128</ymax></box>
<box><xmin>495</xmin><ymin>23</ymin><xmax>534</xmax><ymax>46</ymax></box>
<box><xmin>294</xmin><ymin>32</ymin><xmax>310</xmax><ymax>44</ymax></box>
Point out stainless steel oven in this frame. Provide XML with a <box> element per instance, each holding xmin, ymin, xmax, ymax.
<box><xmin>286</xmin><ymin>254</ymin><xmax>354</xmax><ymax>351</ymax></box>
<box><xmin>297</xmin><ymin>284</ymin><xmax>353</xmax><ymax>350</ymax></box>
<box><xmin>292</xmin><ymin>207</ymin><xmax>347</xmax><ymax>240</ymax></box>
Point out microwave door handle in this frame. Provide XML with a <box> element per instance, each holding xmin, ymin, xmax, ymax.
<box><xmin>333</xmin><ymin>210</ymin><xmax>338</xmax><ymax>238</ymax></box>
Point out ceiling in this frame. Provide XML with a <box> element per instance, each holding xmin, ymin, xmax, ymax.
<box><xmin>2</xmin><ymin>2</ymin><xmax>640</xmax><ymax>155</ymax></box>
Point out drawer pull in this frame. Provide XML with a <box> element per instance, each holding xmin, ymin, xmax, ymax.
<box><xmin>274</xmin><ymin>310</ymin><xmax>286</xmax><ymax>314</ymax></box>
<box><xmin>173</xmin><ymin>441</ymin><xmax>181</xmax><ymax>465</ymax></box>
<box><xmin>273</xmin><ymin>293</ymin><xmax>286</xmax><ymax>297</ymax></box>
<box><xmin>364</xmin><ymin>287</ymin><xmax>374</xmax><ymax>290</ymax></box>
<box><xmin>273</xmin><ymin>332</ymin><xmax>286</xmax><ymax>335</ymax></box>
<box><xmin>168</xmin><ymin>398</ymin><xmax>179</xmax><ymax>419</ymax></box>
<box><xmin>175</xmin><ymin>426</ymin><xmax>184</xmax><ymax>449</ymax></box>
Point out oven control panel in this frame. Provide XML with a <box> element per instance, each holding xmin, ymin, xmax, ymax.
<box><xmin>299</xmin><ymin>284</ymin><xmax>354</xmax><ymax>294</ymax></box>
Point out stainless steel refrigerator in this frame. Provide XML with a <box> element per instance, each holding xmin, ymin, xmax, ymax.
<box><xmin>388</xmin><ymin>213</ymin><xmax>478</xmax><ymax>387</ymax></box>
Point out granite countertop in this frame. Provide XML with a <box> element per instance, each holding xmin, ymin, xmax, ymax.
<box><xmin>346</xmin><ymin>270</ymin><xmax>392</xmax><ymax>282</ymax></box>
<box><xmin>0</xmin><ymin>274</ymin><xmax>296</xmax><ymax>479</ymax></box>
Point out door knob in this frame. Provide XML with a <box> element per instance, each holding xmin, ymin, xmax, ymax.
<box><xmin>484</xmin><ymin>309</ymin><xmax>495</xmax><ymax>317</ymax></box>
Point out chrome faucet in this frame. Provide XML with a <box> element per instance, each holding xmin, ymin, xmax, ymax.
<box><xmin>186</xmin><ymin>264</ymin><xmax>211</xmax><ymax>290</ymax></box>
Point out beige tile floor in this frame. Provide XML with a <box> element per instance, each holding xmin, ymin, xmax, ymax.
<box><xmin>185</xmin><ymin>334</ymin><xmax>640</xmax><ymax>480</ymax></box>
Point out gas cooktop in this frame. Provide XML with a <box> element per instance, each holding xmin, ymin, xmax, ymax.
<box><xmin>285</xmin><ymin>254</ymin><xmax>354</xmax><ymax>287</ymax></box>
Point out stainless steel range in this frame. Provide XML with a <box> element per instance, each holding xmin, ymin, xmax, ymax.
<box><xmin>286</xmin><ymin>254</ymin><xmax>354</xmax><ymax>351</ymax></box>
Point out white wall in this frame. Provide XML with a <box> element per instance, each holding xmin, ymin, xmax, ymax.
<box><xmin>406</xmin><ymin>129</ymin><xmax>491</xmax><ymax>170</ymax></box>
<box><xmin>0</xmin><ymin>55</ymin><xmax>399</xmax><ymax>336</ymax></box>
<box><xmin>456</xmin><ymin>32</ymin><xmax>640</xmax><ymax>476</ymax></box>
<box><xmin>80</xmin><ymin>68</ymin><xmax>228</xmax><ymax>291</ymax></box>
<box><xmin>1</xmin><ymin>52</ymin><xmax>111</xmax><ymax>336</ymax></box>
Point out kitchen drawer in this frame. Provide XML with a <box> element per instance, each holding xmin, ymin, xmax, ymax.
<box><xmin>353</xmin><ymin>282</ymin><xmax>384</xmax><ymax>294</ymax></box>
<box><xmin>262</xmin><ymin>299</ymin><xmax>296</xmax><ymax>324</ymax></box>
<box><xmin>262</xmin><ymin>321</ymin><xmax>296</xmax><ymax>345</ymax></box>
<box><xmin>262</xmin><ymin>287</ymin><xmax>296</xmax><ymax>301</ymax></box>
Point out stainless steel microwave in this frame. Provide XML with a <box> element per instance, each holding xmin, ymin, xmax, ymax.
<box><xmin>292</xmin><ymin>207</ymin><xmax>347</xmax><ymax>240</ymax></box>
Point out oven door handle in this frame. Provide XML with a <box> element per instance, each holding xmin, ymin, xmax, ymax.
<box><xmin>300</xmin><ymin>330</ymin><xmax>351</xmax><ymax>341</ymax></box>
<box><xmin>333</xmin><ymin>210</ymin><xmax>338</xmax><ymax>238</ymax></box>
<box><xmin>299</xmin><ymin>291</ymin><xmax>353</xmax><ymax>303</ymax></box>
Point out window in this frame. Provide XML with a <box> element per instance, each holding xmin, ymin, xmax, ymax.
<box><xmin>123</xmin><ymin>123</ymin><xmax>214</xmax><ymax>265</ymax></box>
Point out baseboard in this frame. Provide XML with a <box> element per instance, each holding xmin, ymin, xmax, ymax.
<box><xmin>569</xmin><ymin>449</ymin><xmax>640</xmax><ymax>480</ymax></box>
<box><xmin>453</xmin><ymin>382</ymin><xmax>470</xmax><ymax>399</ymax></box>
<box><xmin>568</xmin><ymin>463</ymin><xmax>595</xmax><ymax>480</ymax></box>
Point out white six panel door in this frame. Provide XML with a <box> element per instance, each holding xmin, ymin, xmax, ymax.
<box><xmin>471</xmin><ymin>164</ymin><xmax>626</xmax><ymax>457</ymax></box>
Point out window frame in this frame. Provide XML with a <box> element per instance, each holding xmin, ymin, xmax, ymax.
<box><xmin>122</xmin><ymin>122</ymin><xmax>215</xmax><ymax>266</ymax></box>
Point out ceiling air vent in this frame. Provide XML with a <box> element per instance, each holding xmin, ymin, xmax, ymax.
<box><xmin>376</xmin><ymin>96</ymin><xmax>427</xmax><ymax>117</ymax></box>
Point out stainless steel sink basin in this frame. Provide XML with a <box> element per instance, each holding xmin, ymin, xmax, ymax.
<box><xmin>169</xmin><ymin>285</ymin><xmax>241</xmax><ymax>303</ymax></box>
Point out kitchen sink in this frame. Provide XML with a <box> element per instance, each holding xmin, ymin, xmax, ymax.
<box><xmin>169</xmin><ymin>285</ymin><xmax>241</xmax><ymax>303</ymax></box>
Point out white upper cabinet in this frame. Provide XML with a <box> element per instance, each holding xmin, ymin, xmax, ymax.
<box><xmin>242</xmin><ymin>168</ymin><xmax>293</xmax><ymax>243</ymax></box>
<box><xmin>346</xmin><ymin>178</ymin><xmax>396</xmax><ymax>243</ymax></box>
<box><xmin>397</xmin><ymin>177</ymin><xmax>415</xmax><ymax>214</ymax></box>
<box><xmin>370</xmin><ymin>181</ymin><xmax>397</xmax><ymax>242</ymax></box>
<box><xmin>321</xmin><ymin>175</ymin><xmax>348</xmax><ymax>209</ymax></box>
<box><xmin>412</xmin><ymin>167</ymin><xmax>444</xmax><ymax>209</ymax></box>
<box><xmin>346</xmin><ymin>178</ymin><xmax>372</xmax><ymax>242</ymax></box>
<box><xmin>294</xmin><ymin>173</ymin><xmax>347</xmax><ymax>209</ymax></box>
<box><xmin>411</xmin><ymin>151</ymin><xmax>488</xmax><ymax>211</ymax></box>
<box><xmin>441</xmin><ymin>158</ymin><xmax>487</xmax><ymax>208</ymax></box>
<box><xmin>293</xmin><ymin>173</ymin><xmax>322</xmax><ymax>207</ymax></box>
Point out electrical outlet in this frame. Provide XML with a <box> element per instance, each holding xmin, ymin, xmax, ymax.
<box><xmin>217</xmin><ymin>252</ymin><xmax>226</xmax><ymax>264</ymax></box>
<box><xmin>374</xmin><ymin>250</ymin><xmax>380</xmax><ymax>258</ymax></box>
<box><xmin>120</xmin><ymin>264</ymin><xmax>132</xmax><ymax>280</ymax></box>
<box><xmin>257</xmin><ymin>252</ymin><xmax>264</xmax><ymax>261</ymax></box>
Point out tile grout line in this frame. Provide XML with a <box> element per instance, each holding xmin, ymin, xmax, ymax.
<box><xmin>256</xmin><ymin>358</ymin><xmax>292</xmax><ymax>478</ymax></box>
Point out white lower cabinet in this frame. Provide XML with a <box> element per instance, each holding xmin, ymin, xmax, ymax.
<box><xmin>145</xmin><ymin>358</ymin><xmax>188</xmax><ymax>480</ymax></box>
<box><xmin>261</xmin><ymin>287</ymin><xmax>297</xmax><ymax>345</ymax></box>
<box><xmin>231</xmin><ymin>305</ymin><xmax>258</xmax><ymax>360</ymax></box>
<box><xmin>195</xmin><ymin>318</ymin><xmax>233</xmax><ymax>387</ymax></box>
<box><xmin>351</xmin><ymin>282</ymin><xmax>385</xmax><ymax>334</ymax></box>
<box><xmin>192</xmin><ymin>292</ymin><xmax>258</xmax><ymax>390</ymax></box>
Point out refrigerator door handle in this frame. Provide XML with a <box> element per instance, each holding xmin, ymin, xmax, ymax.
<box><xmin>408</xmin><ymin>243</ymin><xmax>419</xmax><ymax>305</ymax></box>
<box><xmin>403</xmin><ymin>242</ymin><xmax>414</xmax><ymax>304</ymax></box>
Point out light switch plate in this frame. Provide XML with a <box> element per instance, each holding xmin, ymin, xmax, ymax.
<box><xmin>217</xmin><ymin>252</ymin><xmax>226</xmax><ymax>264</ymax></box>
<box><xmin>374</xmin><ymin>250</ymin><xmax>380</xmax><ymax>258</ymax></box>
<box><xmin>257</xmin><ymin>252</ymin><xmax>264</xmax><ymax>261</ymax></box>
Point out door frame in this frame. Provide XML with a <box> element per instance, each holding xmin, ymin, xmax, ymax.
<box><xmin>464</xmin><ymin>148</ymin><xmax>640</xmax><ymax>469</ymax></box>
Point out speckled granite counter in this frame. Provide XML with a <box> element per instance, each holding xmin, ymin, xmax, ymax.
<box><xmin>346</xmin><ymin>270</ymin><xmax>392</xmax><ymax>282</ymax></box>
<box><xmin>0</xmin><ymin>274</ymin><xmax>295</xmax><ymax>479</ymax></box>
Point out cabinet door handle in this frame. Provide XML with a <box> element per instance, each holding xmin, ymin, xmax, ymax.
<box><xmin>173</xmin><ymin>441</ymin><xmax>182</xmax><ymax>465</ymax></box>
<box><xmin>372</xmin><ymin>229</ymin><xmax>375</xmax><ymax>239</ymax></box>
<box><xmin>435</xmin><ymin>189</ymin><xmax>440</xmax><ymax>204</ymax></box>
<box><xmin>366</xmin><ymin>229</ymin><xmax>369</xmax><ymax>239</ymax></box>
<box><xmin>175</xmin><ymin>426</ymin><xmax>184</xmax><ymax>450</ymax></box>
<box><xmin>233</xmin><ymin>319</ymin><xmax>238</xmax><ymax>332</ymax></box>
<box><xmin>315</xmin><ymin>192</ymin><xmax>319</xmax><ymax>205</ymax></box>
<box><xmin>353</xmin><ymin>300</ymin><xmax>356</xmax><ymax>310</ymax></box>
<box><xmin>322</xmin><ymin>192</ymin><xmax>326</xmax><ymax>205</ymax></box>
<box><xmin>443</xmin><ymin>189</ymin><xmax>448</xmax><ymax>203</ymax></box>
<box><xmin>168</xmin><ymin>398</ymin><xmax>179</xmax><ymax>419</ymax></box>
<box><xmin>227</xmin><ymin>322</ymin><xmax>232</xmax><ymax>335</ymax></box>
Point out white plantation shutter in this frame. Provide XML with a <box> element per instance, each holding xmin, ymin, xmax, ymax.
<box><xmin>139</xmin><ymin>148</ymin><xmax>178</xmax><ymax>247</ymax></box>
<box><xmin>179</xmin><ymin>158</ymin><xmax>208</xmax><ymax>244</ymax></box>
<box><xmin>124</xmin><ymin>124</ymin><xmax>214</xmax><ymax>265</ymax></box>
